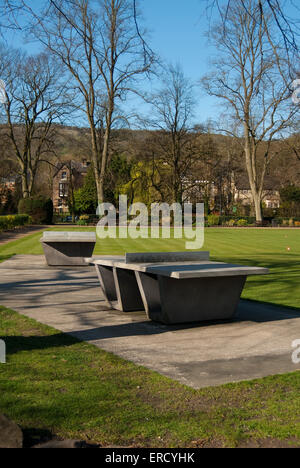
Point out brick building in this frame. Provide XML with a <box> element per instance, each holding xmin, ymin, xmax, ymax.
<box><xmin>53</xmin><ymin>160</ymin><xmax>90</xmax><ymax>213</ymax></box>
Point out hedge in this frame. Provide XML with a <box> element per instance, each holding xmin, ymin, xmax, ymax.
<box><xmin>0</xmin><ymin>214</ymin><xmax>32</xmax><ymax>231</ymax></box>
<box><xmin>18</xmin><ymin>196</ymin><xmax>53</xmax><ymax>224</ymax></box>
<box><xmin>274</xmin><ymin>217</ymin><xmax>300</xmax><ymax>226</ymax></box>
<box><xmin>219</xmin><ymin>215</ymin><xmax>256</xmax><ymax>225</ymax></box>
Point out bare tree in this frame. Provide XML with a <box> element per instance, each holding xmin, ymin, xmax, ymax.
<box><xmin>31</xmin><ymin>0</ymin><xmax>155</xmax><ymax>205</ymax></box>
<box><xmin>282</xmin><ymin>132</ymin><xmax>300</xmax><ymax>166</ymax></box>
<box><xmin>0</xmin><ymin>1</ymin><xmax>22</xmax><ymax>33</ymax></box>
<box><xmin>205</xmin><ymin>0</ymin><xmax>300</xmax><ymax>60</ymax></box>
<box><xmin>202</xmin><ymin>0</ymin><xmax>297</xmax><ymax>222</ymax></box>
<box><xmin>0</xmin><ymin>47</ymin><xmax>68</xmax><ymax>198</ymax></box>
<box><xmin>143</xmin><ymin>64</ymin><xmax>199</xmax><ymax>204</ymax></box>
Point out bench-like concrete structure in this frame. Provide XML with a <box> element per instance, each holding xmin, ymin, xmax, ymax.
<box><xmin>41</xmin><ymin>231</ymin><xmax>96</xmax><ymax>266</ymax></box>
<box><xmin>92</xmin><ymin>252</ymin><xmax>269</xmax><ymax>324</ymax></box>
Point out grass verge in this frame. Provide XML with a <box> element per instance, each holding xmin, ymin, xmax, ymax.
<box><xmin>0</xmin><ymin>306</ymin><xmax>299</xmax><ymax>448</ymax></box>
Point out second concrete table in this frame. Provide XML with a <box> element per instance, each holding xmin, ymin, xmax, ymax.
<box><xmin>41</xmin><ymin>231</ymin><xmax>96</xmax><ymax>266</ymax></box>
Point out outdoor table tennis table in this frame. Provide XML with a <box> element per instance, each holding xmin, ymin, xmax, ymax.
<box><xmin>92</xmin><ymin>252</ymin><xmax>269</xmax><ymax>324</ymax></box>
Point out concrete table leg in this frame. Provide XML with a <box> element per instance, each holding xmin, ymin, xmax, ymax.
<box><xmin>113</xmin><ymin>267</ymin><xmax>144</xmax><ymax>312</ymax></box>
<box><xmin>95</xmin><ymin>265</ymin><xmax>144</xmax><ymax>312</ymax></box>
<box><xmin>135</xmin><ymin>271</ymin><xmax>247</xmax><ymax>324</ymax></box>
<box><xmin>135</xmin><ymin>271</ymin><xmax>162</xmax><ymax>322</ymax></box>
<box><xmin>95</xmin><ymin>265</ymin><xmax>118</xmax><ymax>308</ymax></box>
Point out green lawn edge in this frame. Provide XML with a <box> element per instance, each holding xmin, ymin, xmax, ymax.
<box><xmin>0</xmin><ymin>306</ymin><xmax>299</xmax><ymax>448</ymax></box>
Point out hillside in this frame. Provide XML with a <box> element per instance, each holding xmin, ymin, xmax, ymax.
<box><xmin>1</xmin><ymin>124</ymin><xmax>299</xmax><ymax>199</ymax></box>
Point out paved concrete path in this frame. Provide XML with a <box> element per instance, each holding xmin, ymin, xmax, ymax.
<box><xmin>0</xmin><ymin>255</ymin><xmax>299</xmax><ymax>388</ymax></box>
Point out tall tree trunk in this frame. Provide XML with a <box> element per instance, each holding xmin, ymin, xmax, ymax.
<box><xmin>253</xmin><ymin>192</ymin><xmax>263</xmax><ymax>224</ymax></box>
<box><xmin>98</xmin><ymin>128</ymin><xmax>110</xmax><ymax>204</ymax></box>
<box><xmin>89</xmin><ymin>124</ymin><xmax>103</xmax><ymax>207</ymax></box>
<box><xmin>244</xmin><ymin>127</ymin><xmax>263</xmax><ymax>223</ymax></box>
<box><xmin>98</xmin><ymin>107</ymin><xmax>113</xmax><ymax>205</ymax></box>
<box><xmin>21</xmin><ymin>167</ymin><xmax>30</xmax><ymax>199</ymax></box>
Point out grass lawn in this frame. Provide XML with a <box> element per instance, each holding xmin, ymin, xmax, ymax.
<box><xmin>0</xmin><ymin>306</ymin><xmax>299</xmax><ymax>448</ymax></box>
<box><xmin>1</xmin><ymin>226</ymin><xmax>299</xmax><ymax>309</ymax></box>
<box><xmin>0</xmin><ymin>227</ymin><xmax>299</xmax><ymax>447</ymax></box>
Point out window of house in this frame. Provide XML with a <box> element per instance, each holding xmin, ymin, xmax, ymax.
<box><xmin>59</xmin><ymin>183</ymin><xmax>67</xmax><ymax>197</ymax></box>
<box><xmin>61</xmin><ymin>171</ymin><xmax>67</xmax><ymax>180</ymax></box>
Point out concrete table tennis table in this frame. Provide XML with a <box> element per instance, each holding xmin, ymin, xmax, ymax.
<box><xmin>92</xmin><ymin>252</ymin><xmax>269</xmax><ymax>324</ymax></box>
<box><xmin>41</xmin><ymin>231</ymin><xmax>96</xmax><ymax>266</ymax></box>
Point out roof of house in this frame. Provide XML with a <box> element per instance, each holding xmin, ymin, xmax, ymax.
<box><xmin>53</xmin><ymin>160</ymin><xmax>90</xmax><ymax>179</ymax></box>
<box><xmin>235</xmin><ymin>173</ymin><xmax>280</xmax><ymax>192</ymax></box>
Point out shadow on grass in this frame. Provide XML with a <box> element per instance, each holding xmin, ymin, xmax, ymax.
<box><xmin>212</xmin><ymin>255</ymin><xmax>300</xmax><ymax>271</ymax></box>
<box><xmin>1</xmin><ymin>332</ymin><xmax>80</xmax><ymax>355</ymax></box>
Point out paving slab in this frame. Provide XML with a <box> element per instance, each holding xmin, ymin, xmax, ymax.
<box><xmin>0</xmin><ymin>255</ymin><xmax>299</xmax><ymax>388</ymax></box>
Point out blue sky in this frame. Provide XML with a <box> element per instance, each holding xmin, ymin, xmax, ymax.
<box><xmin>5</xmin><ymin>0</ymin><xmax>219</xmax><ymax>126</ymax></box>
<box><xmin>142</xmin><ymin>0</ymin><xmax>211</xmax><ymax>78</ymax></box>
<box><xmin>141</xmin><ymin>0</ymin><xmax>219</xmax><ymax>123</ymax></box>
<box><xmin>5</xmin><ymin>0</ymin><xmax>299</xmax><ymax>127</ymax></box>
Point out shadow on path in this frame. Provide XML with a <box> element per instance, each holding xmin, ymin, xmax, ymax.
<box><xmin>2</xmin><ymin>299</ymin><xmax>299</xmax><ymax>355</ymax></box>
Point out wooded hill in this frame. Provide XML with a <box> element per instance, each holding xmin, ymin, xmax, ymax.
<box><xmin>1</xmin><ymin>124</ymin><xmax>299</xmax><ymax>201</ymax></box>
